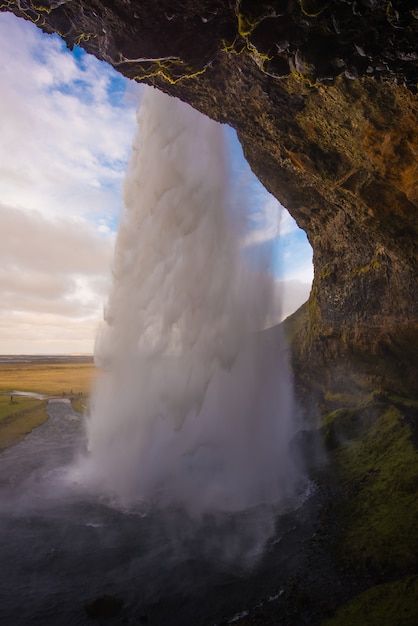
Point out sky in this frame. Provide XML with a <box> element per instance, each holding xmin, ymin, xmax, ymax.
<box><xmin>0</xmin><ymin>11</ymin><xmax>313</xmax><ymax>355</ymax></box>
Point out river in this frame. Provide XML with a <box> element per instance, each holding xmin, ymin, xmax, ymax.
<box><xmin>0</xmin><ymin>400</ymin><xmax>318</xmax><ymax>625</ymax></box>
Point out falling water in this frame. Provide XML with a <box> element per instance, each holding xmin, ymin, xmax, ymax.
<box><xmin>0</xmin><ymin>88</ymin><xmax>315</xmax><ymax>626</ymax></box>
<box><xmin>80</xmin><ymin>87</ymin><xmax>303</xmax><ymax>558</ymax></box>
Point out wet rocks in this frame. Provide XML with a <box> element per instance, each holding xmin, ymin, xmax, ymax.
<box><xmin>84</xmin><ymin>594</ymin><xmax>123</xmax><ymax>618</ymax></box>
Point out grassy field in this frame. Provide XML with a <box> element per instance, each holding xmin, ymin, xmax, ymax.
<box><xmin>323</xmin><ymin>575</ymin><xmax>418</xmax><ymax>626</ymax></box>
<box><xmin>0</xmin><ymin>361</ymin><xmax>97</xmax><ymax>396</ymax></box>
<box><xmin>0</xmin><ymin>359</ymin><xmax>98</xmax><ymax>449</ymax></box>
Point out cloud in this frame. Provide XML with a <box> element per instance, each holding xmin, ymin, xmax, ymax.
<box><xmin>0</xmin><ymin>203</ymin><xmax>114</xmax><ymax>353</ymax></box>
<box><xmin>241</xmin><ymin>198</ymin><xmax>301</xmax><ymax>248</ymax></box>
<box><xmin>0</xmin><ymin>12</ymin><xmax>137</xmax><ymax>225</ymax></box>
<box><xmin>0</xmin><ymin>12</ymin><xmax>139</xmax><ymax>353</ymax></box>
<box><xmin>0</xmin><ymin>203</ymin><xmax>114</xmax><ymax>277</ymax></box>
<box><xmin>0</xmin><ymin>310</ymin><xmax>102</xmax><ymax>355</ymax></box>
<box><xmin>280</xmin><ymin>280</ymin><xmax>312</xmax><ymax>320</ymax></box>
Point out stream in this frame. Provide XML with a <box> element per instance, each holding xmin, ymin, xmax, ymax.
<box><xmin>0</xmin><ymin>400</ymin><xmax>319</xmax><ymax>625</ymax></box>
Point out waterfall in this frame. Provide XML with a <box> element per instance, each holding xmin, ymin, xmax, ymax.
<box><xmin>81</xmin><ymin>87</ymin><xmax>301</xmax><ymax>524</ymax></box>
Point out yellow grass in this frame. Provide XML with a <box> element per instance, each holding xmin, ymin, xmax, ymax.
<box><xmin>0</xmin><ymin>360</ymin><xmax>98</xmax><ymax>449</ymax></box>
<box><xmin>0</xmin><ymin>361</ymin><xmax>97</xmax><ymax>396</ymax></box>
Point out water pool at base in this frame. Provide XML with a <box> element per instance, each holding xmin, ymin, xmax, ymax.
<box><xmin>0</xmin><ymin>400</ymin><xmax>317</xmax><ymax>626</ymax></box>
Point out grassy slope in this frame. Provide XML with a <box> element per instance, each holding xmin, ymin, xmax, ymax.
<box><xmin>323</xmin><ymin>575</ymin><xmax>418</xmax><ymax>626</ymax></box>
<box><xmin>331</xmin><ymin>402</ymin><xmax>418</xmax><ymax>571</ymax></box>
<box><xmin>0</xmin><ymin>361</ymin><xmax>97</xmax><ymax>449</ymax></box>
<box><xmin>284</xmin><ymin>305</ymin><xmax>418</xmax><ymax>624</ymax></box>
<box><xmin>318</xmin><ymin>396</ymin><xmax>418</xmax><ymax>624</ymax></box>
<box><xmin>0</xmin><ymin>396</ymin><xmax>49</xmax><ymax>450</ymax></box>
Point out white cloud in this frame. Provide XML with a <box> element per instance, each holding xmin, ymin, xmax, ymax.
<box><xmin>0</xmin><ymin>310</ymin><xmax>102</xmax><ymax>354</ymax></box>
<box><xmin>0</xmin><ymin>12</ymin><xmax>137</xmax><ymax>224</ymax></box>
<box><xmin>280</xmin><ymin>280</ymin><xmax>312</xmax><ymax>320</ymax></box>
<box><xmin>0</xmin><ymin>12</ymin><xmax>138</xmax><ymax>353</ymax></box>
<box><xmin>0</xmin><ymin>204</ymin><xmax>114</xmax><ymax>276</ymax></box>
<box><xmin>0</xmin><ymin>203</ymin><xmax>114</xmax><ymax>353</ymax></box>
<box><xmin>241</xmin><ymin>201</ymin><xmax>300</xmax><ymax>248</ymax></box>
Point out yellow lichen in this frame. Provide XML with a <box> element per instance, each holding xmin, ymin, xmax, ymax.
<box><xmin>289</xmin><ymin>67</ymin><xmax>317</xmax><ymax>88</ymax></box>
<box><xmin>235</xmin><ymin>2</ymin><xmax>262</xmax><ymax>38</ymax></box>
<box><xmin>133</xmin><ymin>59</ymin><xmax>207</xmax><ymax>85</ymax></box>
<box><xmin>8</xmin><ymin>1</ymin><xmax>45</xmax><ymax>25</ymax></box>
<box><xmin>298</xmin><ymin>0</ymin><xmax>329</xmax><ymax>18</ymax></box>
<box><xmin>245</xmin><ymin>39</ymin><xmax>272</xmax><ymax>72</ymax></box>
<box><xmin>74</xmin><ymin>32</ymin><xmax>96</xmax><ymax>46</ymax></box>
<box><xmin>29</xmin><ymin>1</ymin><xmax>52</xmax><ymax>13</ymax></box>
<box><xmin>221</xmin><ymin>37</ymin><xmax>245</xmax><ymax>55</ymax></box>
<box><xmin>350</xmin><ymin>247</ymin><xmax>385</xmax><ymax>278</ymax></box>
<box><xmin>318</xmin><ymin>262</ymin><xmax>333</xmax><ymax>280</ymax></box>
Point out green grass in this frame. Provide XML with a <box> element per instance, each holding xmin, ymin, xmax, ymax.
<box><xmin>0</xmin><ymin>396</ymin><xmax>49</xmax><ymax>450</ymax></box>
<box><xmin>327</xmin><ymin>400</ymin><xmax>418</xmax><ymax>572</ymax></box>
<box><xmin>322</xmin><ymin>575</ymin><xmax>418</xmax><ymax>626</ymax></box>
<box><xmin>0</xmin><ymin>396</ymin><xmax>41</xmax><ymax>421</ymax></box>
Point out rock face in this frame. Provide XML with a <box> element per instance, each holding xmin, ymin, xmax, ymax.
<box><xmin>2</xmin><ymin>0</ymin><xmax>417</xmax><ymax>399</ymax></box>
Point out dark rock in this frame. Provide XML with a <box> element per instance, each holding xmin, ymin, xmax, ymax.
<box><xmin>84</xmin><ymin>594</ymin><xmax>123</xmax><ymax>618</ymax></box>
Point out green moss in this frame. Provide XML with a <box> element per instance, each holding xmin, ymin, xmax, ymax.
<box><xmin>318</xmin><ymin>262</ymin><xmax>333</xmax><ymax>281</ymax></box>
<box><xmin>322</xmin><ymin>575</ymin><xmax>418</xmax><ymax>626</ymax></box>
<box><xmin>307</xmin><ymin>284</ymin><xmax>322</xmax><ymax>336</ymax></box>
<box><xmin>322</xmin><ymin>405</ymin><xmax>378</xmax><ymax>450</ymax></box>
<box><xmin>349</xmin><ymin>250</ymin><xmax>382</xmax><ymax>278</ymax></box>
<box><xmin>322</xmin><ymin>391</ymin><xmax>360</xmax><ymax>409</ymax></box>
<box><xmin>334</xmin><ymin>403</ymin><xmax>418</xmax><ymax>571</ymax></box>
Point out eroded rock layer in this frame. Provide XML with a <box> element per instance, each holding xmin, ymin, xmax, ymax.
<box><xmin>2</xmin><ymin>0</ymin><xmax>417</xmax><ymax>398</ymax></box>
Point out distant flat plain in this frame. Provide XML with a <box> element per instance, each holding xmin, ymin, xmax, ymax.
<box><xmin>0</xmin><ymin>355</ymin><xmax>96</xmax><ymax>449</ymax></box>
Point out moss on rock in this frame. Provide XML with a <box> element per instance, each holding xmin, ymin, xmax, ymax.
<box><xmin>333</xmin><ymin>401</ymin><xmax>418</xmax><ymax>573</ymax></box>
<box><xmin>322</xmin><ymin>575</ymin><xmax>418</xmax><ymax>626</ymax></box>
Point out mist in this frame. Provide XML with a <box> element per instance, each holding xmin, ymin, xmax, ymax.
<box><xmin>77</xmin><ymin>87</ymin><xmax>306</xmax><ymax>564</ymax></box>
